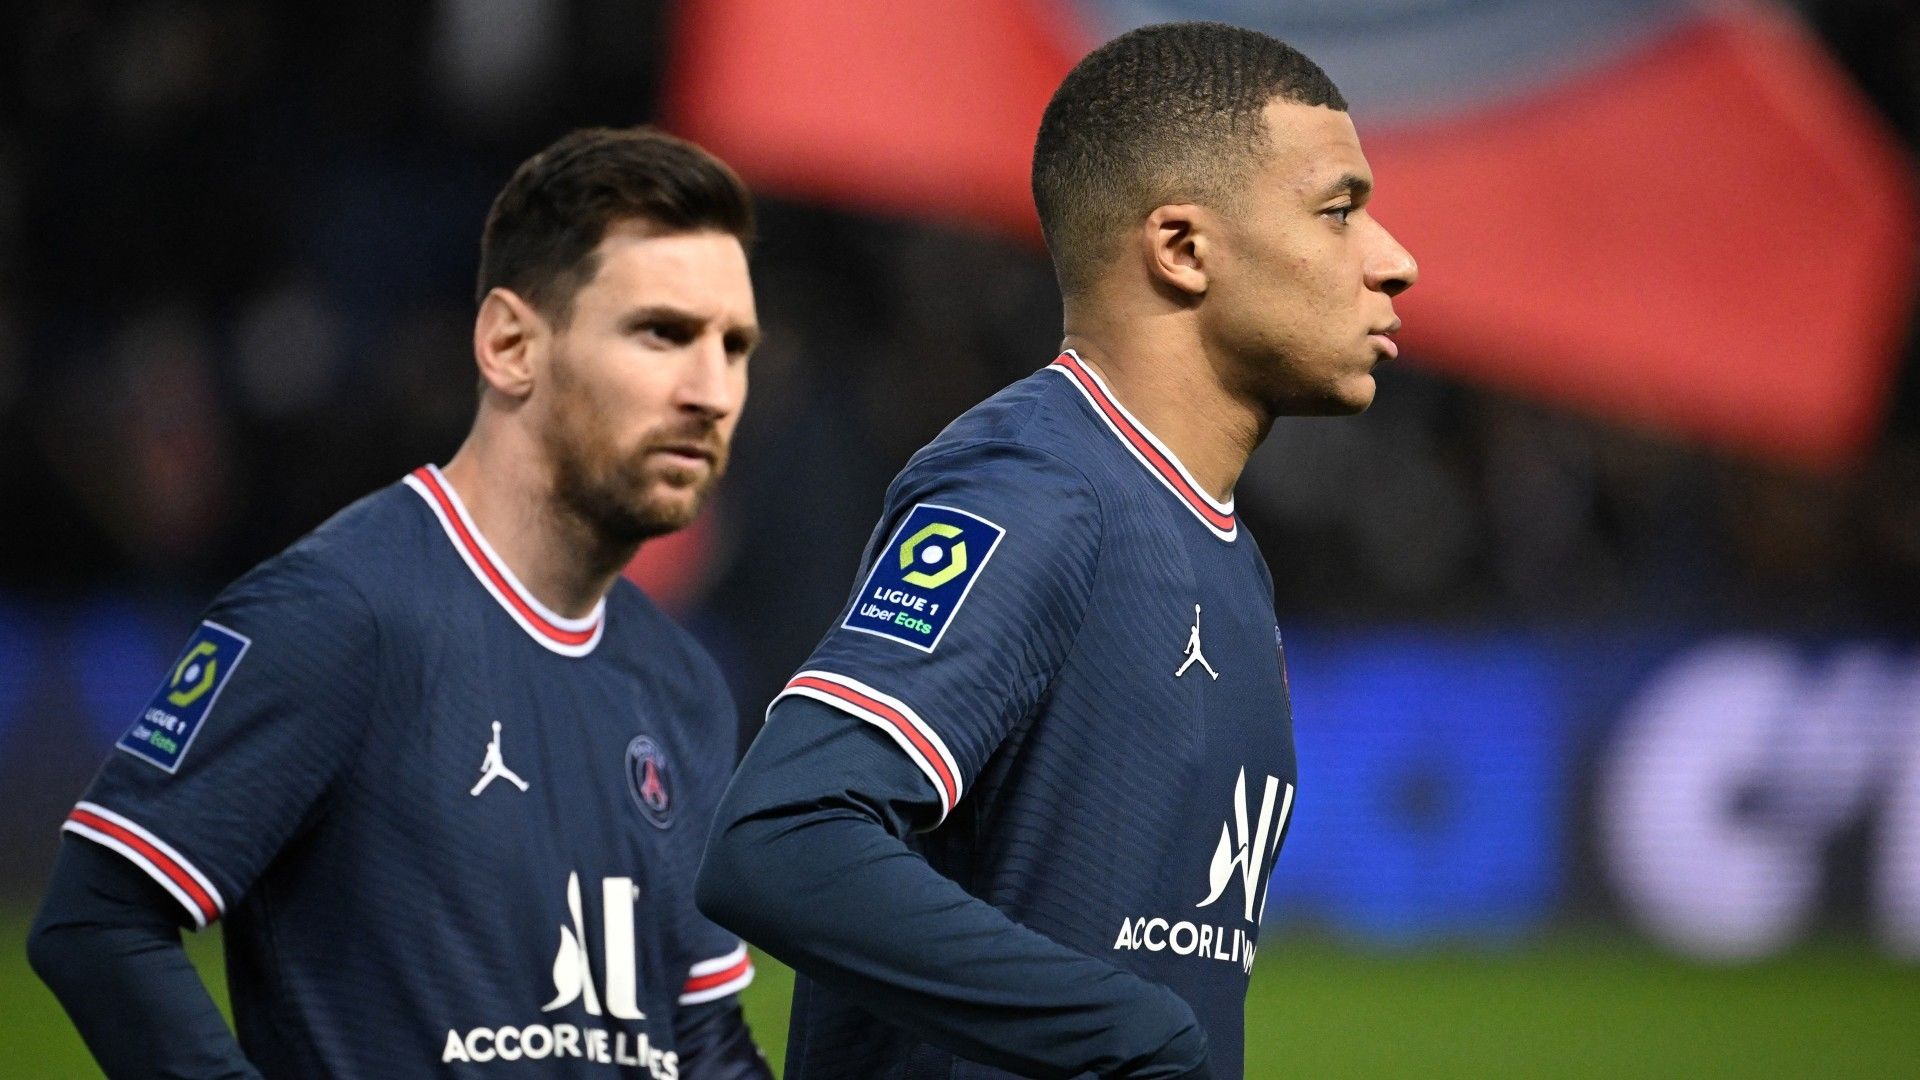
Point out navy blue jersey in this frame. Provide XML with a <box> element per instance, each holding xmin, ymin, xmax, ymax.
<box><xmin>769</xmin><ymin>352</ymin><xmax>1297</xmax><ymax>1078</ymax></box>
<box><xmin>64</xmin><ymin>465</ymin><xmax>753</xmax><ymax>1078</ymax></box>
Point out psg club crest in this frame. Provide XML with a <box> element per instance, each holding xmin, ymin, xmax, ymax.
<box><xmin>626</xmin><ymin>736</ymin><xmax>673</xmax><ymax>829</ymax></box>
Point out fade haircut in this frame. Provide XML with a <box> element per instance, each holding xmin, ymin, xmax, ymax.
<box><xmin>1032</xmin><ymin>22</ymin><xmax>1346</xmax><ymax>295</ymax></box>
<box><xmin>477</xmin><ymin>126</ymin><xmax>754</xmax><ymax>326</ymax></box>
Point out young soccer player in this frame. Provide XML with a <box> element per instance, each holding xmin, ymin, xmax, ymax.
<box><xmin>698</xmin><ymin>23</ymin><xmax>1417</xmax><ymax>1079</ymax></box>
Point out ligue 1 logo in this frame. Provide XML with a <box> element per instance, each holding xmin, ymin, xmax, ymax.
<box><xmin>625</xmin><ymin>736</ymin><xmax>672</xmax><ymax>829</ymax></box>
<box><xmin>899</xmin><ymin>521</ymin><xmax>968</xmax><ymax>588</ymax></box>
<box><xmin>168</xmin><ymin>641</ymin><xmax>222</xmax><ymax>707</ymax></box>
<box><xmin>121</xmin><ymin>621</ymin><xmax>251</xmax><ymax>773</ymax></box>
<box><xmin>844</xmin><ymin>502</ymin><xmax>1006</xmax><ymax>653</ymax></box>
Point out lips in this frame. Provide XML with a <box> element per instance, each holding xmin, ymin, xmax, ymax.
<box><xmin>1368</xmin><ymin>319</ymin><xmax>1402</xmax><ymax>361</ymax></box>
<box><xmin>649</xmin><ymin>443</ymin><xmax>717</xmax><ymax>468</ymax></box>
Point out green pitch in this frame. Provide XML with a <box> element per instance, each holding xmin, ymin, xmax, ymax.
<box><xmin>4</xmin><ymin>912</ymin><xmax>1915</xmax><ymax>1077</ymax></box>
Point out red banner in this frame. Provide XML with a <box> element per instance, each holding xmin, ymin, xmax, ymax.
<box><xmin>669</xmin><ymin>0</ymin><xmax>1917</xmax><ymax>468</ymax></box>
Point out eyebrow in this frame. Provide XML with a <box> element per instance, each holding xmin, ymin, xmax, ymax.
<box><xmin>1316</xmin><ymin>173</ymin><xmax>1373</xmax><ymax>202</ymax></box>
<box><xmin>622</xmin><ymin>304</ymin><xmax>705</xmax><ymax>326</ymax></box>
<box><xmin>729</xmin><ymin>323</ymin><xmax>763</xmax><ymax>351</ymax></box>
<box><xmin>623</xmin><ymin>304</ymin><xmax>762</xmax><ymax>348</ymax></box>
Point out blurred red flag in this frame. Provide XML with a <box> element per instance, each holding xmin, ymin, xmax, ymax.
<box><xmin>669</xmin><ymin>0</ymin><xmax>1918</xmax><ymax>469</ymax></box>
<box><xmin>624</xmin><ymin>511</ymin><xmax>717</xmax><ymax>615</ymax></box>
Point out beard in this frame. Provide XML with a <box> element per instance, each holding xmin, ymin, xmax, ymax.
<box><xmin>542</xmin><ymin>359</ymin><xmax>730</xmax><ymax>549</ymax></box>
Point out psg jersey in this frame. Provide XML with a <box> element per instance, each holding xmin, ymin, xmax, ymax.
<box><xmin>64</xmin><ymin>465</ymin><xmax>752</xmax><ymax>1078</ymax></box>
<box><xmin>772</xmin><ymin>352</ymin><xmax>1298</xmax><ymax>1078</ymax></box>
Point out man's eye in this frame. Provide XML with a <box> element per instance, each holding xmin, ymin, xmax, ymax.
<box><xmin>1325</xmin><ymin>205</ymin><xmax>1353</xmax><ymax>225</ymax></box>
<box><xmin>639</xmin><ymin>322</ymin><xmax>693</xmax><ymax>344</ymax></box>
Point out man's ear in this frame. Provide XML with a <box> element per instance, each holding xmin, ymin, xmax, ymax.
<box><xmin>473</xmin><ymin>287</ymin><xmax>546</xmax><ymax>400</ymax></box>
<box><xmin>1142</xmin><ymin>203</ymin><xmax>1211</xmax><ymax>299</ymax></box>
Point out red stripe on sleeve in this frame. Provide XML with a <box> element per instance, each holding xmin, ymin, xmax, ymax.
<box><xmin>682</xmin><ymin>955</ymin><xmax>754</xmax><ymax>994</ymax></box>
<box><xmin>787</xmin><ymin>675</ymin><xmax>959</xmax><ymax>810</ymax></box>
<box><xmin>67</xmin><ymin>808</ymin><xmax>221</xmax><ymax>925</ymax></box>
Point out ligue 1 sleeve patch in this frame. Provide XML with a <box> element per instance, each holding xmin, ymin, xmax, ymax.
<box><xmin>117</xmin><ymin>621</ymin><xmax>251</xmax><ymax>773</ymax></box>
<box><xmin>842</xmin><ymin>502</ymin><xmax>1006</xmax><ymax>653</ymax></box>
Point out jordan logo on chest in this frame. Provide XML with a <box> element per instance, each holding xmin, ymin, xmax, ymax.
<box><xmin>1175</xmin><ymin>604</ymin><xmax>1220</xmax><ymax>681</ymax></box>
<box><xmin>471</xmin><ymin>721</ymin><xmax>530</xmax><ymax>796</ymax></box>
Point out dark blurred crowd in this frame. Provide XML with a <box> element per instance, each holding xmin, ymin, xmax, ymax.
<box><xmin>2</xmin><ymin>0</ymin><xmax>1918</xmax><ymax>715</ymax></box>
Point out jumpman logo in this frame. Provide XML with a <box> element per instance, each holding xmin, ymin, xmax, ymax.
<box><xmin>470</xmin><ymin>721</ymin><xmax>530</xmax><ymax>796</ymax></box>
<box><xmin>1175</xmin><ymin>604</ymin><xmax>1219</xmax><ymax>680</ymax></box>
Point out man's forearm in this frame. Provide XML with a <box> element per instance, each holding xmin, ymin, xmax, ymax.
<box><xmin>674</xmin><ymin>997</ymin><xmax>774</xmax><ymax>1080</ymax></box>
<box><xmin>697</xmin><ymin>700</ymin><xmax>1211</xmax><ymax>1079</ymax></box>
<box><xmin>28</xmin><ymin>838</ymin><xmax>259</xmax><ymax>1080</ymax></box>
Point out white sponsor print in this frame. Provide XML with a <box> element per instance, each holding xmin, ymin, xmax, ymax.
<box><xmin>439</xmin><ymin>1024</ymin><xmax>675</xmax><ymax>1076</ymax></box>
<box><xmin>1199</xmin><ymin>768</ymin><xmax>1294</xmax><ymax>924</ymax></box>
<box><xmin>441</xmin><ymin>873</ymin><xmax>678</xmax><ymax>1078</ymax></box>
<box><xmin>543</xmin><ymin>872</ymin><xmax>645</xmax><ymax>1019</ymax></box>
<box><xmin>1114</xmin><ymin>768</ymin><xmax>1294</xmax><ymax>974</ymax></box>
<box><xmin>1112</xmin><ymin>915</ymin><xmax>1260</xmax><ymax>972</ymax></box>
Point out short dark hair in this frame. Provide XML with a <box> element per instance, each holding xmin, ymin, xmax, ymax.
<box><xmin>477</xmin><ymin>126</ymin><xmax>754</xmax><ymax>324</ymax></box>
<box><xmin>1032</xmin><ymin>22</ymin><xmax>1346</xmax><ymax>295</ymax></box>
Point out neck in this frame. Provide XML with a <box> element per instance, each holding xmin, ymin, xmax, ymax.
<box><xmin>439</xmin><ymin>428</ymin><xmax>636</xmax><ymax>621</ymax></box>
<box><xmin>1060</xmin><ymin>310</ymin><xmax>1268</xmax><ymax>502</ymax></box>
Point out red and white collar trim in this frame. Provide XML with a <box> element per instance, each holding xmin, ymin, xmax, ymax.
<box><xmin>403</xmin><ymin>465</ymin><xmax>605</xmax><ymax>657</ymax></box>
<box><xmin>1049</xmin><ymin>351</ymin><xmax>1238</xmax><ymax>542</ymax></box>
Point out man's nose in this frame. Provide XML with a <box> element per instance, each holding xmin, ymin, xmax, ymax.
<box><xmin>1369</xmin><ymin>225</ymin><xmax>1419</xmax><ymax>298</ymax></box>
<box><xmin>674</xmin><ymin>336</ymin><xmax>739</xmax><ymax>419</ymax></box>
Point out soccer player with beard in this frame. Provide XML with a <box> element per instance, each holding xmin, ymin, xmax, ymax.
<box><xmin>698</xmin><ymin>23</ymin><xmax>1416</xmax><ymax>1080</ymax></box>
<box><xmin>29</xmin><ymin>128</ymin><xmax>772</xmax><ymax>1079</ymax></box>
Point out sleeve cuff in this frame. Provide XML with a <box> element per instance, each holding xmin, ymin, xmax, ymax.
<box><xmin>679</xmin><ymin>943</ymin><xmax>754</xmax><ymax>1005</ymax></box>
<box><xmin>770</xmin><ymin>670</ymin><xmax>962</xmax><ymax>823</ymax></box>
<box><xmin>61</xmin><ymin>801</ymin><xmax>225</xmax><ymax>928</ymax></box>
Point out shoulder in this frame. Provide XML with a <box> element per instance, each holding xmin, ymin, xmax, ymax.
<box><xmin>285</xmin><ymin>479</ymin><xmax>434</xmax><ymax>585</ymax></box>
<box><xmin>249</xmin><ymin>480</ymin><xmax>430</xmax><ymax>601</ymax></box>
<box><xmin>1240</xmin><ymin>520</ymin><xmax>1275</xmax><ymax>593</ymax></box>
<box><xmin>852</xmin><ymin>377</ymin><xmax>1112</xmax><ymax>606</ymax></box>
<box><xmin>897</xmin><ymin>439</ymin><xmax>1098</xmax><ymax>512</ymax></box>
<box><xmin>605</xmin><ymin>579</ymin><xmax>734</xmax><ymax>703</ymax></box>
<box><xmin>206</xmin><ymin>480</ymin><xmax>433</xmax><ymax>643</ymax></box>
<box><xmin>914</xmin><ymin>363</ymin><xmax>1097</xmax><ymax>464</ymax></box>
<box><xmin>867</xmin><ymin>441</ymin><xmax>1104</xmax><ymax>615</ymax></box>
<box><xmin>894</xmin><ymin>375</ymin><xmax>1103</xmax><ymax>518</ymax></box>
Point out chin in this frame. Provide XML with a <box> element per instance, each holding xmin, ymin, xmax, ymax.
<box><xmin>627</xmin><ymin>460</ymin><xmax>714</xmax><ymax>518</ymax></box>
<box><xmin>627</xmin><ymin>485</ymin><xmax>706</xmax><ymax>537</ymax></box>
<box><xmin>564</xmin><ymin>478</ymin><xmax>707</xmax><ymax>547</ymax></box>
<box><xmin>1282</xmin><ymin>375</ymin><xmax>1374</xmax><ymax>417</ymax></box>
<box><xmin>1334</xmin><ymin>377</ymin><xmax>1377</xmax><ymax>414</ymax></box>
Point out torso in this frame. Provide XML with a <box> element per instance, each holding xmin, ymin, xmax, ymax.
<box><xmin>227</xmin><ymin>471</ymin><xmax>743</xmax><ymax>1078</ymax></box>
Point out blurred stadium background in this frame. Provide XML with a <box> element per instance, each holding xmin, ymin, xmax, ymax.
<box><xmin>3</xmin><ymin>0</ymin><xmax>1920</xmax><ymax>1075</ymax></box>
